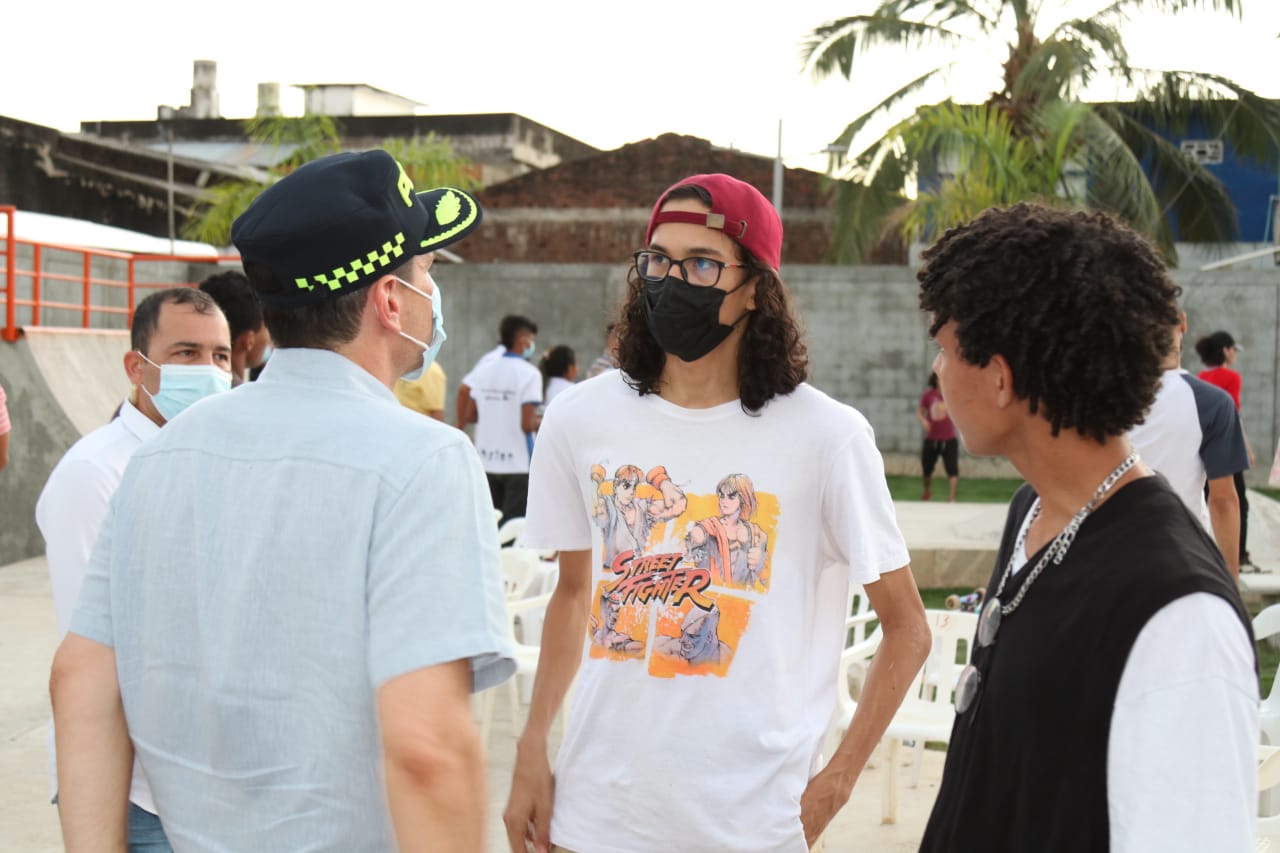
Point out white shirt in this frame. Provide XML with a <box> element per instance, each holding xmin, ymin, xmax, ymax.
<box><xmin>463</xmin><ymin>352</ymin><xmax>543</xmax><ymax>474</ymax></box>
<box><xmin>544</xmin><ymin>376</ymin><xmax>574</xmax><ymax>406</ymax></box>
<box><xmin>1009</xmin><ymin>508</ymin><xmax>1257</xmax><ymax>852</ymax></box>
<box><xmin>1130</xmin><ymin>368</ymin><xmax>1248</xmax><ymax>529</ymax></box>
<box><xmin>523</xmin><ymin>372</ymin><xmax>910</xmax><ymax>853</ymax></box>
<box><xmin>36</xmin><ymin>398</ymin><xmax>159</xmax><ymax>811</ymax></box>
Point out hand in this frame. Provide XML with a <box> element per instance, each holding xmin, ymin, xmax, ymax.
<box><xmin>800</xmin><ymin>765</ymin><xmax>855</xmax><ymax>848</ymax></box>
<box><xmin>504</xmin><ymin>739</ymin><xmax>555</xmax><ymax>853</ymax></box>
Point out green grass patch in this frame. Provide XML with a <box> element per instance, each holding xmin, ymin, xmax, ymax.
<box><xmin>885</xmin><ymin>474</ymin><xmax>1023</xmax><ymax>504</ymax></box>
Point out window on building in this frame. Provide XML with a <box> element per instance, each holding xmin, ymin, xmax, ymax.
<box><xmin>1180</xmin><ymin>139</ymin><xmax>1224</xmax><ymax>165</ymax></box>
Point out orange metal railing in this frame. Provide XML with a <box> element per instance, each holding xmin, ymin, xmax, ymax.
<box><xmin>1</xmin><ymin>205</ymin><xmax>241</xmax><ymax>342</ymax></box>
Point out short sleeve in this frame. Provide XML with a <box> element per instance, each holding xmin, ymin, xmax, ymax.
<box><xmin>521</xmin><ymin>366</ymin><xmax>543</xmax><ymax>405</ymax></box>
<box><xmin>819</xmin><ymin>413</ymin><xmax>911</xmax><ymax>585</ymax></box>
<box><xmin>366</xmin><ymin>439</ymin><xmax>515</xmax><ymax>691</ymax></box>
<box><xmin>522</xmin><ymin>399</ymin><xmax>593</xmax><ymax>551</ymax></box>
<box><xmin>37</xmin><ymin>457</ymin><xmax>119</xmax><ymax>637</ymax></box>
<box><xmin>1196</xmin><ymin>387</ymin><xmax>1249</xmax><ymax>479</ymax></box>
<box><xmin>68</xmin><ymin>494</ymin><xmax>117</xmax><ymax>648</ymax></box>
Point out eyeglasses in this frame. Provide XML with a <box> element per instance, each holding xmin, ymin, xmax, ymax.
<box><xmin>954</xmin><ymin>598</ymin><xmax>1002</xmax><ymax>714</ymax></box>
<box><xmin>633</xmin><ymin>250</ymin><xmax>746</xmax><ymax>288</ymax></box>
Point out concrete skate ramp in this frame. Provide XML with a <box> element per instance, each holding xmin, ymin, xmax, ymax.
<box><xmin>22</xmin><ymin>328</ymin><xmax>130</xmax><ymax>436</ymax></box>
<box><xmin>0</xmin><ymin>329</ymin><xmax>130</xmax><ymax>566</ymax></box>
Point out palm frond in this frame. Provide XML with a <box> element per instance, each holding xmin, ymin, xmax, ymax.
<box><xmin>802</xmin><ymin>14</ymin><xmax>965</xmax><ymax>79</ymax></box>
<box><xmin>1046</xmin><ymin>16</ymin><xmax>1129</xmax><ymax>78</ymax></box>
<box><xmin>181</xmin><ymin>180</ymin><xmax>269</xmax><ymax>246</ymax></box>
<box><xmin>825</xmin><ymin>65</ymin><xmax>953</xmax><ymax>168</ymax></box>
<box><xmin>1127</xmin><ymin>70</ymin><xmax>1280</xmax><ymax>162</ymax></box>
<box><xmin>1094</xmin><ymin>105</ymin><xmax>1238</xmax><ymax>249</ymax></box>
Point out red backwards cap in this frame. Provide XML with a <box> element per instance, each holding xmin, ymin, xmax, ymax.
<box><xmin>645</xmin><ymin>173</ymin><xmax>783</xmax><ymax>271</ymax></box>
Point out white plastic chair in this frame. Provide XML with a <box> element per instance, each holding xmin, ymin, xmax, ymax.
<box><xmin>1254</xmin><ymin>605</ymin><xmax>1280</xmax><ymax>748</ymax></box>
<box><xmin>497</xmin><ymin>516</ymin><xmax>526</xmax><ymax>547</ymax></box>
<box><xmin>879</xmin><ymin>609</ymin><xmax>976</xmax><ymax>824</ymax></box>
<box><xmin>1257</xmin><ymin>744</ymin><xmax>1280</xmax><ymax>848</ymax></box>
<box><xmin>477</xmin><ymin>592</ymin><xmax>550</xmax><ymax>746</ymax></box>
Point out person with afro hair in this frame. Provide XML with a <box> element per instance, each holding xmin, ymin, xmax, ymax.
<box><xmin>918</xmin><ymin>203</ymin><xmax>1257</xmax><ymax>853</ymax></box>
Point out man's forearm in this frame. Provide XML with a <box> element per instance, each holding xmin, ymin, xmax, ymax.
<box><xmin>827</xmin><ymin>619</ymin><xmax>931</xmax><ymax>780</ymax></box>
<box><xmin>384</xmin><ymin>726</ymin><xmax>486</xmax><ymax>852</ymax></box>
<box><xmin>50</xmin><ymin>637</ymin><xmax>132</xmax><ymax>853</ymax></box>
<box><xmin>1208</xmin><ymin>485</ymin><xmax>1241</xmax><ymax>578</ymax></box>
<box><xmin>519</xmin><ymin>580</ymin><xmax>591</xmax><ymax>746</ymax></box>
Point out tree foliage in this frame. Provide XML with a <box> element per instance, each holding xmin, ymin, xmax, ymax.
<box><xmin>183</xmin><ymin>115</ymin><xmax>479</xmax><ymax>246</ymax></box>
<box><xmin>803</xmin><ymin>0</ymin><xmax>1280</xmax><ymax>263</ymax></box>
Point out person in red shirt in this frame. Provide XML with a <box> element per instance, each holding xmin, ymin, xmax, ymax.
<box><xmin>1196</xmin><ymin>330</ymin><xmax>1254</xmax><ymax>567</ymax></box>
<box><xmin>918</xmin><ymin>371</ymin><xmax>959</xmax><ymax>501</ymax></box>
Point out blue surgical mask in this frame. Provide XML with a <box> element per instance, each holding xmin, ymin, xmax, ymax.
<box><xmin>522</xmin><ymin>342</ymin><xmax>536</xmax><ymax>360</ymax></box>
<box><xmin>258</xmin><ymin>345</ymin><xmax>274</xmax><ymax>366</ymax></box>
<box><xmin>396</xmin><ymin>275</ymin><xmax>446</xmax><ymax>381</ymax></box>
<box><xmin>137</xmin><ymin>353</ymin><xmax>232</xmax><ymax>422</ymax></box>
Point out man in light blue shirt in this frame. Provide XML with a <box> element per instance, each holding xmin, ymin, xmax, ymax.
<box><xmin>51</xmin><ymin>150</ymin><xmax>515</xmax><ymax>852</ymax></box>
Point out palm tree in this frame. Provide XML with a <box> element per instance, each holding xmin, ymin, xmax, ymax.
<box><xmin>803</xmin><ymin>0</ymin><xmax>1280</xmax><ymax>262</ymax></box>
<box><xmin>184</xmin><ymin>115</ymin><xmax>478</xmax><ymax>245</ymax></box>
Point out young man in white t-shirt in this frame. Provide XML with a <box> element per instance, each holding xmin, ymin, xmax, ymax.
<box><xmin>1129</xmin><ymin>311</ymin><xmax>1249</xmax><ymax>577</ymax></box>
<box><xmin>462</xmin><ymin>314</ymin><xmax>542</xmax><ymax>520</ymax></box>
<box><xmin>504</xmin><ymin>173</ymin><xmax>931</xmax><ymax>853</ymax></box>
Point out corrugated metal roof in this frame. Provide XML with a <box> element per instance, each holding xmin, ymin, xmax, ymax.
<box><xmin>141</xmin><ymin>141</ymin><xmax>297</xmax><ymax>169</ymax></box>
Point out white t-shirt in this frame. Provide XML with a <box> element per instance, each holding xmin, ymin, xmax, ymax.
<box><xmin>523</xmin><ymin>371</ymin><xmax>910</xmax><ymax>853</ymax></box>
<box><xmin>35</xmin><ymin>399</ymin><xmax>158</xmax><ymax>812</ymax></box>
<box><xmin>544</xmin><ymin>376</ymin><xmax>574</xmax><ymax>406</ymax></box>
<box><xmin>463</xmin><ymin>352</ymin><xmax>542</xmax><ymax>474</ymax></box>
<box><xmin>1008</xmin><ymin>507</ymin><xmax>1257</xmax><ymax>852</ymax></box>
<box><xmin>1129</xmin><ymin>368</ymin><xmax>1248</xmax><ymax>529</ymax></box>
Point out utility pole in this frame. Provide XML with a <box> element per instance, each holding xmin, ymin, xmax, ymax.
<box><xmin>772</xmin><ymin>119</ymin><xmax>784</xmax><ymax>212</ymax></box>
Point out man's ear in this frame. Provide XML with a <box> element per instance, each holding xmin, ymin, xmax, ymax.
<box><xmin>234</xmin><ymin>329</ymin><xmax>255</xmax><ymax>356</ymax></box>
<box><xmin>123</xmin><ymin>350</ymin><xmax>146</xmax><ymax>386</ymax></box>
<box><xmin>368</xmin><ymin>276</ymin><xmax>403</xmax><ymax>333</ymax></box>
<box><xmin>991</xmin><ymin>354</ymin><xmax>1015</xmax><ymax>409</ymax></box>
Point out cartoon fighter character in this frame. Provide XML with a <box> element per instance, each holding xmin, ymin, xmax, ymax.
<box><xmin>684</xmin><ymin>473</ymin><xmax>769</xmax><ymax>587</ymax></box>
<box><xmin>655</xmin><ymin>603</ymin><xmax>731</xmax><ymax>666</ymax></box>
<box><xmin>591</xmin><ymin>463</ymin><xmax>688</xmax><ymax>566</ymax></box>
<box><xmin>589</xmin><ymin>590</ymin><xmax>644</xmax><ymax>653</ymax></box>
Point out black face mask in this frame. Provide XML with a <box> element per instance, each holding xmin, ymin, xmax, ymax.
<box><xmin>643</xmin><ymin>276</ymin><xmax>750</xmax><ymax>363</ymax></box>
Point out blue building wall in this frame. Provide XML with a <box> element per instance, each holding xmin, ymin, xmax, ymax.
<box><xmin>1156</xmin><ymin>114</ymin><xmax>1279</xmax><ymax>242</ymax></box>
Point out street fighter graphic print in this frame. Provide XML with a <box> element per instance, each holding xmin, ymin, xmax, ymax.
<box><xmin>588</xmin><ymin>463</ymin><xmax>778</xmax><ymax>677</ymax></box>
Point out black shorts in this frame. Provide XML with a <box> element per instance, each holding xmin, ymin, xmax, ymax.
<box><xmin>922</xmin><ymin>438</ymin><xmax>959</xmax><ymax>477</ymax></box>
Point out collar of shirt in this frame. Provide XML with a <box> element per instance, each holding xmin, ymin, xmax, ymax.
<box><xmin>119</xmin><ymin>398</ymin><xmax>161</xmax><ymax>442</ymax></box>
<box><xmin>257</xmin><ymin>348</ymin><xmax>400</xmax><ymax>404</ymax></box>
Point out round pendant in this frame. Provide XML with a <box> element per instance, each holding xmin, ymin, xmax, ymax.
<box><xmin>955</xmin><ymin>664</ymin><xmax>981</xmax><ymax>714</ymax></box>
<box><xmin>978</xmin><ymin>597</ymin><xmax>1002</xmax><ymax>648</ymax></box>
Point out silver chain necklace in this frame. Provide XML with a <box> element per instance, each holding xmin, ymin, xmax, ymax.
<box><xmin>992</xmin><ymin>452</ymin><xmax>1140</xmax><ymax>617</ymax></box>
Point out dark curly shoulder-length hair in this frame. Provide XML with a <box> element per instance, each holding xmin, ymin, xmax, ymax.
<box><xmin>614</xmin><ymin>186</ymin><xmax>808</xmax><ymax>414</ymax></box>
<box><xmin>917</xmin><ymin>203</ymin><xmax>1181</xmax><ymax>443</ymax></box>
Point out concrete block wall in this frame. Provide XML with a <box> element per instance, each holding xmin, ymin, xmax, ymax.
<box><xmin>435</xmin><ymin>263</ymin><xmax>1280</xmax><ymax>483</ymax></box>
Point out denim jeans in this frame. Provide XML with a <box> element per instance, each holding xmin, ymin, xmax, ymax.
<box><xmin>127</xmin><ymin>803</ymin><xmax>172</xmax><ymax>853</ymax></box>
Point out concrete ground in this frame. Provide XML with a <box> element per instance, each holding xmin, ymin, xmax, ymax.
<box><xmin>5</xmin><ymin>492</ymin><xmax>1276</xmax><ymax>851</ymax></box>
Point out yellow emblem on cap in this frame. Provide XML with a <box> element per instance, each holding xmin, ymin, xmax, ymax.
<box><xmin>435</xmin><ymin>191</ymin><xmax>461</xmax><ymax>226</ymax></box>
<box><xmin>395</xmin><ymin>160</ymin><xmax>415</xmax><ymax>208</ymax></box>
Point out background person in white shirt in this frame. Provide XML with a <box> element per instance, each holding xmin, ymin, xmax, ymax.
<box><xmin>455</xmin><ymin>331</ymin><xmax>507</xmax><ymax>429</ymax></box>
<box><xmin>37</xmin><ymin>286</ymin><xmax>233</xmax><ymax>852</ymax></box>
<box><xmin>540</xmin><ymin>344</ymin><xmax>577</xmax><ymax>407</ymax></box>
<box><xmin>462</xmin><ymin>314</ymin><xmax>542</xmax><ymax>521</ymax></box>
<box><xmin>1129</xmin><ymin>311</ymin><xmax>1249</xmax><ymax>577</ymax></box>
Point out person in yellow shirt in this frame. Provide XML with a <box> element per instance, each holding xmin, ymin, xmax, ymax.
<box><xmin>394</xmin><ymin>361</ymin><xmax>447</xmax><ymax>421</ymax></box>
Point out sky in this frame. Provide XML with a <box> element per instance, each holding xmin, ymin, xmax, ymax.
<box><xmin>2</xmin><ymin>1</ymin><xmax>1278</xmax><ymax>174</ymax></box>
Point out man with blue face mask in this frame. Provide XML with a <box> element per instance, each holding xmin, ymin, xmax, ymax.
<box><xmin>461</xmin><ymin>312</ymin><xmax>542</xmax><ymax>522</ymax></box>
<box><xmin>36</xmin><ymin>286</ymin><xmax>231</xmax><ymax>853</ymax></box>
<box><xmin>49</xmin><ymin>149</ymin><xmax>514</xmax><ymax>852</ymax></box>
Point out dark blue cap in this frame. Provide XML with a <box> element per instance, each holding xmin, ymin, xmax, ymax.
<box><xmin>231</xmin><ymin>149</ymin><xmax>482</xmax><ymax>308</ymax></box>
